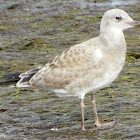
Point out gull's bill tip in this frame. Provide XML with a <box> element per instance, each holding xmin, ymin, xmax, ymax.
<box><xmin>126</xmin><ymin>20</ymin><xmax>140</xmax><ymax>27</ymax></box>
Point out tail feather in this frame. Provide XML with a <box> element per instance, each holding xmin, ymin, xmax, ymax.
<box><xmin>16</xmin><ymin>66</ymin><xmax>42</xmax><ymax>88</ymax></box>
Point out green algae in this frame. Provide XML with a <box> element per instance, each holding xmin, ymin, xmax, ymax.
<box><xmin>0</xmin><ymin>26</ymin><xmax>8</xmax><ymax>31</ymax></box>
<box><xmin>126</xmin><ymin>54</ymin><xmax>136</xmax><ymax>61</ymax></box>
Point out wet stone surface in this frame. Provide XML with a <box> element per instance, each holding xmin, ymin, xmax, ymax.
<box><xmin>0</xmin><ymin>0</ymin><xmax>140</xmax><ymax>139</ymax></box>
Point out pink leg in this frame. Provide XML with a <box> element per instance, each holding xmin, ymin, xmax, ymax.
<box><xmin>91</xmin><ymin>93</ymin><xmax>116</xmax><ymax>129</ymax></box>
<box><xmin>80</xmin><ymin>99</ymin><xmax>86</xmax><ymax>131</ymax></box>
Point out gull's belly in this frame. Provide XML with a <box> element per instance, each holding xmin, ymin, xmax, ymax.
<box><xmin>76</xmin><ymin>66</ymin><xmax>123</xmax><ymax>98</ymax></box>
<box><xmin>90</xmin><ymin>66</ymin><xmax>121</xmax><ymax>91</ymax></box>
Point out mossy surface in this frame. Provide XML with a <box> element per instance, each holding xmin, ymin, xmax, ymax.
<box><xmin>0</xmin><ymin>0</ymin><xmax>140</xmax><ymax>139</ymax></box>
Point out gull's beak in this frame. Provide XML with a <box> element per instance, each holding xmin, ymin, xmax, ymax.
<box><xmin>126</xmin><ymin>20</ymin><xmax>140</xmax><ymax>27</ymax></box>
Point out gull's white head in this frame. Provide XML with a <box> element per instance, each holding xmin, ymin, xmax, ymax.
<box><xmin>100</xmin><ymin>9</ymin><xmax>140</xmax><ymax>33</ymax></box>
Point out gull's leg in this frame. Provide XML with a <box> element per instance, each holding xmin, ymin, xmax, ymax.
<box><xmin>91</xmin><ymin>92</ymin><xmax>116</xmax><ymax>129</ymax></box>
<box><xmin>80</xmin><ymin>98</ymin><xmax>86</xmax><ymax>131</ymax></box>
<box><xmin>91</xmin><ymin>92</ymin><xmax>101</xmax><ymax>128</ymax></box>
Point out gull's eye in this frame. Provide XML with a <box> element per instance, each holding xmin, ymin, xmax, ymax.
<box><xmin>115</xmin><ymin>15</ymin><xmax>122</xmax><ymax>20</ymax></box>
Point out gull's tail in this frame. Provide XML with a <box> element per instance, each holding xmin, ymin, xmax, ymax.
<box><xmin>16</xmin><ymin>67</ymin><xmax>42</xmax><ymax>88</ymax></box>
<box><xmin>0</xmin><ymin>72</ymin><xmax>20</xmax><ymax>86</ymax></box>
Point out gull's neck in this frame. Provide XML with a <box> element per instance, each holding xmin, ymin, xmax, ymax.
<box><xmin>100</xmin><ymin>27</ymin><xmax>125</xmax><ymax>43</ymax></box>
<box><xmin>99</xmin><ymin>27</ymin><xmax>126</xmax><ymax>51</ymax></box>
<box><xmin>98</xmin><ymin>27</ymin><xmax>127</xmax><ymax>66</ymax></box>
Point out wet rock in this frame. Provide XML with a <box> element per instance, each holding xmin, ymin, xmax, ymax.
<box><xmin>0</xmin><ymin>0</ymin><xmax>139</xmax><ymax>139</ymax></box>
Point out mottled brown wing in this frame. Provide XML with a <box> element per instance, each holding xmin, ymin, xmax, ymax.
<box><xmin>30</xmin><ymin>45</ymin><xmax>94</xmax><ymax>88</ymax></box>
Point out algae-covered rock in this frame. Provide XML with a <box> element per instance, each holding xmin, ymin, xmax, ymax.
<box><xmin>0</xmin><ymin>0</ymin><xmax>140</xmax><ymax>139</ymax></box>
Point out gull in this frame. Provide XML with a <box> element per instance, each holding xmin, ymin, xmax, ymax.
<box><xmin>16</xmin><ymin>9</ymin><xmax>140</xmax><ymax>131</ymax></box>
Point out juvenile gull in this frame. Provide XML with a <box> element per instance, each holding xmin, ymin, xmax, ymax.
<box><xmin>16</xmin><ymin>9</ymin><xmax>140</xmax><ymax>130</ymax></box>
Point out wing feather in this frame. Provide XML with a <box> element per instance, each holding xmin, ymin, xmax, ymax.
<box><xmin>42</xmin><ymin>46</ymin><xmax>93</xmax><ymax>87</ymax></box>
<box><xmin>29</xmin><ymin>38</ymin><xmax>99</xmax><ymax>88</ymax></box>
